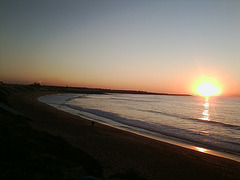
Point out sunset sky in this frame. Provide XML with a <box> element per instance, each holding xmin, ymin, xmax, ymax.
<box><xmin>1</xmin><ymin>0</ymin><xmax>240</xmax><ymax>96</ymax></box>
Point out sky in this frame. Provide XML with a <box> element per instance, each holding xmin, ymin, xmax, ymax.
<box><xmin>1</xmin><ymin>0</ymin><xmax>240</xmax><ymax>96</ymax></box>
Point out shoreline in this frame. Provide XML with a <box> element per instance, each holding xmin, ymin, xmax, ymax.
<box><xmin>39</xmin><ymin>93</ymin><xmax>240</xmax><ymax>163</ymax></box>
<box><xmin>8</xmin><ymin>91</ymin><xmax>240</xmax><ymax>179</ymax></box>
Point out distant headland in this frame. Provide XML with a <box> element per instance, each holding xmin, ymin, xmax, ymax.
<box><xmin>0</xmin><ymin>82</ymin><xmax>192</xmax><ymax>101</ymax></box>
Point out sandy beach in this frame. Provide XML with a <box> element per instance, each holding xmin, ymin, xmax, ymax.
<box><xmin>8</xmin><ymin>91</ymin><xmax>240</xmax><ymax>179</ymax></box>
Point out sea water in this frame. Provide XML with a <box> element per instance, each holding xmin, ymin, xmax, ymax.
<box><xmin>38</xmin><ymin>93</ymin><xmax>240</xmax><ymax>161</ymax></box>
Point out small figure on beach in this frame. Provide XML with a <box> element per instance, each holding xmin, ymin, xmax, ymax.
<box><xmin>91</xmin><ymin>121</ymin><xmax>95</xmax><ymax>126</ymax></box>
<box><xmin>82</xmin><ymin>176</ymin><xmax>97</xmax><ymax>180</ymax></box>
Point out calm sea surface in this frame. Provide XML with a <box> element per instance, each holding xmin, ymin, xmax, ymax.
<box><xmin>39</xmin><ymin>93</ymin><xmax>240</xmax><ymax>160</ymax></box>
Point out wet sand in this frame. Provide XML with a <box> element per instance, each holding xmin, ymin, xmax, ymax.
<box><xmin>8</xmin><ymin>91</ymin><xmax>240</xmax><ymax>179</ymax></box>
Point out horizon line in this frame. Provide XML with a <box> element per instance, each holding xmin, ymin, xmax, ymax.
<box><xmin>1</xmin><ymin>81</ymin><xmax>240</xmax><ymax>97</ymax></box>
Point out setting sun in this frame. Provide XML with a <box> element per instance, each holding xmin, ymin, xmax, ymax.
<box><xmin>193</xmin><ymin>77</ymin><xmax>221</xmax><ymax>97</ymax></box>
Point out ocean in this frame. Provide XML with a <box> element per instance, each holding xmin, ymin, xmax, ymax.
<box><xmin>38</xmin><ymin>93</ymin><xmax>240</xmax><ymax>161</ymax></box>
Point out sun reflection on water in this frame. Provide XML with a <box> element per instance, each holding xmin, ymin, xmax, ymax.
<box><xmin>201</xmin><ymin>98</ymin><xmax>210</xmax><ymax>121</ymax></box>
<box><xmin>196</xmin><ymin>147</ymin><xmax>207</xmax><ymax>153</ymax></box>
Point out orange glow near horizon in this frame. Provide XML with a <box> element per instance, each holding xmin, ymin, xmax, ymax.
<box><xmin>193</xmin><ymin>77</ymin><xmax>222</xmax><ymax>97</ymax></box>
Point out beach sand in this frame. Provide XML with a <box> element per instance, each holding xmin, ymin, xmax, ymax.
<box><xmin>8</xmin><ymin>91</ymin><xmax>240</xmax><ymax>179</ymax></box>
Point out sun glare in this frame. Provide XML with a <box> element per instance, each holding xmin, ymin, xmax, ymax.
<box><xmin>193</xmin><ymin>78</ymin><xmax>221</xmax><ymax>97</ymax></box>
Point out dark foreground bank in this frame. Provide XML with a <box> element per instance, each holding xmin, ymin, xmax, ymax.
<box><xmin>0</xmin><ymin>108</ymin><xmax>104</xmax><ymax>179</ymax></box>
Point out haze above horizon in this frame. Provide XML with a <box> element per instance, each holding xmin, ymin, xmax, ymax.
<box><xmin>1</xmin><ymin>0</ymin><xmax>240</xmax><ymax>96</ymax></box>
